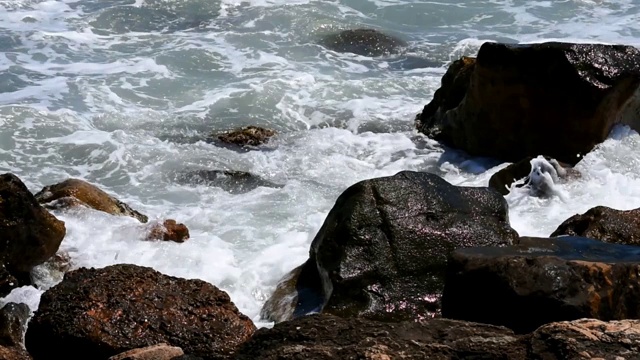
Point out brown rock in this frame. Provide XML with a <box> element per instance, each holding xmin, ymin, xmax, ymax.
<box><xmin>0</xmin><ymin>173</ymin><xmax>66</xmax><ymax>274</ymax></box>
<box><xmin>551</xmin><ymin>206</ymin><xmax>640</xmax><ymax>245</ymax></box>
<box><xmin>25</xmin><ymin>264</ymin><xmax>256</xmax><ymax>360</ymax></box>
<box><xmin>442</xmin><ymin>236</ymin><xmax>640</xmax><ymax>334</ymax></box>
<box><xmin>234</xmin><ymin>314</ymin><xmax>526</xmax><ymax>360</ymax></box>
<box><xmin>34</xmin><ymin>178</ymin><xmax>148</xmax><ymax>223</ymax></box>
<box><xmin>528</xmin><ymin>319</ymin><xmax>640</xmax><ymax>359</ymax></box>
<box><xmin>215</xmin><ymin>126</ymin><xmax>276</xmax><ymax>148</ymax></box>
<box><xmin>416</xmin><ymin>42</ymin><xmax>640</xmax><ymax>165</ymax></box>
<box><xmin>488</xmin><ymin>156</ymin><xmax>580</xmax><ymax>196</ymax></box>
<box><xmin>109</xmin><ymin>343</ymin><xmax>184</xmax><ymax>360</ymax></box>
<box><xmin>0</xmin><ymin>346</ymin><xmax>31</xmax><ymax>360</ymax></box>
<box><xmin>145</xmin><ymin>220</ymin><xmax>190</xmax><ymax>243</ymax></box>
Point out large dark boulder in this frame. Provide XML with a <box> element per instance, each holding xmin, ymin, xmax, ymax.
<box><xmin>416</xmin><ymin>42</ymin><xmax>640</xmax><ymax>165</ymax></box>
<box><xmin>319</xmin><ymin>28</ymin><xmax>407</xmax><ymax>57</ymax></box>
<box><xmin>235</xmin><ymin>314</ymin><xmax>526</xmax><ymax>360</ymax></box>
<box><xmin>34</xmin><ymin>178</ymin><xmax>148</xmax><ymax>223</ymax></box>
<box><xmin>0</xmin><ymin>173</ymin><xmax>66</xmax><ymax>280</ymax></box>
<box><xmin>442</xmin><ymin>236</ymin><xmax>640</xmax><ymax>333</ymax></box>
<box><xmin>551</xmin><ymin>206</ymin><xmax>640</xmax><ymax>245</ymax></box>
<box><xmin>25</xmin><ymin>264</ymin><xmax>256</xmax><ymax>360</ymax></box>
<box><xmin>261</xmin><ymin>171</ymin><xmax>518</xmax><ymax>323</ymax></box>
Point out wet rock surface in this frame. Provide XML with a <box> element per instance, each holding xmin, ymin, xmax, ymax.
<box><xmin>319</xmin><ymin>28</ymin><xmax>407</xmax><ymax>57</ymax></box>
<box><xmin>551</xmin><ymin>206</ymin><xmax>640</xmax><ymax>245</ymax></box>
<box><xmin>442</xmin><ymin>236</ymin><xmax>640</xmax><ymax>333</ymax></box>
<box><xmin>145</xmin><ymin>219</ymin><xmax>190</xmax><ymax>243</ymax></box>
<box><xmin>212</xmin><ymin>126</ymin><xmax>276</xmax><ymax>149</ymax></box>
<box><xmin>262</xmin><ymin>171</ymin><xmax>518</xmax><ymax>323</ymax></box>
<box><xmin>0</xmin><ymin>303</ymin><xmax>31</xmax><ymax>360</ymax></box>
<box><xmin>417</xmin><ymin>42</ymin><xmax>640</xmax><ymax>165</ymax></box>
<box><xmin>108</xmin><ymin>343</ymin><xmax>184</xmax><ymax>360</ymax></box>
<box><xmin>25</xmin><ymin>264</ymin><xmax>256</xmax><ymax>360</ymax></box>
<box><xmin>489</xmin><ymin>156</ymin><xmax>580</xmax><ymax>196</ymax></box>
<box><xmin>35</xmin><ymin>178</ymin><xmax>148</xmax><ymax>223</ymax></box>
<box><xmin>173</xmin><ymin>170</ymin><xmax>283</xmax><ymax>194</ymax></box>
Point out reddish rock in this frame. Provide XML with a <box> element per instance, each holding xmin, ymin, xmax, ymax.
<box><xmin>0</xmin><ymin>173</ymin><xmax>66</xmax><ymax>275</ymax></box>
<box><xmin>417</xmin><ymin>42</ymin><xmax>640</xmax><ymax>165</ymax></box>
<box><xmin>145</xmin><ymin>220</ymin><xmax>190</xmax><ymax>243</ymax></box>
<box><xmin>215</xmin><ymin>126</ymin><xmax>276</xmax><ymax>148</ymax></box>
<box><xmin>34</xmin><ymin>178</ymin><xmax>148</xmax><ymax>223</ymax></box>
<box><xmin>551</xmin><ymin>206</ymin><xmax>640</xmax><ymax>245</ymax></box>
<box><xmin>108</xmin><ymin>343</ymin><xmax>184</xmax><ymax>360</ymax></box>
<box><xmin>25</xmin><ymin>264</ymin><xmax>256</xmax><ymax>360</ymax></box>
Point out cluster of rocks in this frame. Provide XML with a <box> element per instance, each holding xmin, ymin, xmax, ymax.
<box><xmin>4</xmin><ymin>39</ymin><xmax>640</xmax><ymax>359</ymax></box>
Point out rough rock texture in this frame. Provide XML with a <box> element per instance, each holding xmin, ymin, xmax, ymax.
<box><xmin>145</xmin><ymin>220</ymin><xmax>190</xmax><ymax>243</ymax></box>
<box><xmin>25</xmin><ymin>264</ymin><xmax>256</xmax><ymax>360</ymax></box>
<box><xmin>527</xmin><ymin>319</ymin><xmax>640</xmax><ymax>359</ymax></box>
<box><xmin>262</xmin><ymin>171</ymin><xmax>519</xmax><ymax>323</ymax></box>
<box><xmin>551</xmin><ymin>206</ymin><xmax>640</xmax><ymax>245</ymax></box>
<box><xmin>109</xmin><ymin>344</ymin><xmax>184</xmax><ymax>360</ymax></box>
<box><xmin>0</xmin><ymin>347</ymin><xmax>31</xmax><ymax>360</ymax></box>
<box><xmin>489</xmin><ymin>156</ymin><xmax>580</xmax><ymax>196</ymax></box>
<box><xmin>34</xmin><ymin>178</ymin><xmax>148</xmax><ymax>223</ymax></box>
<box><xmin>214</xmin><ymin>126</ymin><xmax>276</xmax><ymax>148</ymax></box>
<box><xmin>0</xmin><ymin>266</ymin><xmax>19</xmax><ymax>298</ymax></box>
<box><xmin>442</xmin><ymin>236</ymin><xmax>640</xmax><ymax>334</ymax></box>
<box><xmin>0</xmin><ymin>303</ymin><xmax>31</xmax><ymax>360</ymax></box>
<box><xmin>319</xmin><ymin>28</ymin><xmax>407</xmax><ymax>57</ymax></box>
<box><xmin>173</xmin><ymin>170</ymin><xmax>283</xmax><ymax>194</ymax></box>
<box><xmin>235</xmin><ymin>314</ymin><xmax>525</xmax><ymax>359</ymax></box>
<box><xmin>0</xmin><ymin>173</ymin><xmax>66</xmax><ymax>279</ymax></box>
<box><xmin>416</xmin><ymin>42</ymin><xmax>640</xmax><ymax>165</ymax></box>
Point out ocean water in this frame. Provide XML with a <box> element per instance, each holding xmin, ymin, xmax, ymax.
<box><xmin>1</xmin><ymin>0</ymin><xmax>640</xmax><ymax>327</ymax></box>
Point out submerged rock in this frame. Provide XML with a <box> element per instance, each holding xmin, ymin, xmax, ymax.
<box><xmin>416</xmin><ymin>42</ymin><xmax>640</xmax><ymax>165</ymax></box>
<box><xmin>25</xmin><ymin>264</ymin><xmax>256</xmax><ymax>360</ymax></box>
<box><xmin>488</xmin><ymin>156</ymin><xmax>580</xmax><ymax>196</ymax></box>
<box><xmin>442</xmin><ymin>236</ymin><xmax>640</xmax><ymax>333</ymax></box>
<box><xmin>174</xmin><ymin>170</ymin><xmax>283</xmax><ymax>194</ymax></box>
<box><xmin>213</xmin><ymin>126</ymin><xmax>276</xmax><ymax>149</ymax></box>
<box><xmin>261</xmin><ymin>171</ymin><xmax>518</xmax><ymax>323</ymax></box>
<box><xmin>551</xmin><ymin>206</ymin><xmax>640</xmax><ymax>245</ymax></box>
<box><xmin>34</xmin><ymin>178</ymin><xmax>148</xmax><ymax>223</ymax></box>
<box><xmin>144</xmin><ymin>219</ymin><xmax>190</xmax><ymax>243</ymax></box>
<box><xmin>319</xmin><ymin>28</ymin><xmax>407</xmax><ymax>57</ymax></box>
<box><xmin>0</xmin><ymin>173</ymin><xmax>66</xmax><ymax>279</ymax></box>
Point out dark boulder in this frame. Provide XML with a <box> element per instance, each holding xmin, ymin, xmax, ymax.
<box><xmin>442</xmin><ymin>236</ymin><xmax>640</xmax><ymax>333</ymax></box>
<box><xmin>0</xmin><ymin>303</ymin><xmax>30</xmax><ymax>347</ymax></box>
<box><xmin>25</xmin><ymin>264</ymin><xmax>256</xmax><ymax>360</ymax></box>
<box><xmin>416</xmin><ymin>42</ymin><xmax>640</xmax><ymax>165</ymax></box>
<box><xmin>551</xmin><ymin>206</ymin><xmax>640</xmax><ymax>245</ymax></box>
<box><xmin>261</xmin><ymin>171</ymin><xmax>518</xmax><ymax>323</ymax></box>
<box><xmin>212</xmin><ymin>126</ymin><xmax>276</xmax><ymax>149</ymax></box>
<box><xmin>34</xmin><ymin>178</ymin><xmax>148</xmax><ymax>223</ymax></box>
<box><xmin>0</xmin><ymin>173</ymin><xmax>66</xmax><ymax>278</ymax></box>
<box><xmin>488</xmin><ymin>156</ymin><xmax>580</xmax><ymax>196</ymax></box>
<box><xmin>319</xmin><ymin>28</ymin><xmax>407</xmax><ymax>57</ymax></box>
<box><xmin>173</xmin><ymin>170</ymin><xmax>283</xmax><ymax>194</ymax></box>
<box><xmin>145</xmin><ymin>219</ymin><xmax>190</xmax><ymax>243</ymax></box>
<box><xmin>235</xmin><ymin>314</ymin><xmax>525</xmax><ymax>360</ymax></box>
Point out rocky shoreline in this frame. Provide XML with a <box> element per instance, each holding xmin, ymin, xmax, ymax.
<box><xmin>3</xmin><ymin>37</ymin><xmax>640</xmax><ymax>359</ymax></box>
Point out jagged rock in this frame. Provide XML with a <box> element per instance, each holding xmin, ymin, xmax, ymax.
<box><xmin>109</xmin><ymin>343</ymin><xmax>184</xmax><ymax>360</ymax></box>
<box><xmin>0</xmin><ymin>346</ymin><xmax>31</xmax><ymax>360</ymax></box>
<box><xmin>173</xmin><ymin>170</ymin><xmax>283</xmax><ymax>194</ymax></box>
<box><xmin>528</xmin><ymin>319</ymin><xmax>640</xmax><ymax>359</ymax></box>
<box><xmin>488</xmin><ymin>156</ymin><xmax>580</xmax><ymax>196</ymax></box>
<box><xmin>551</xmin><ymin>206</ymin><xmax>640</xmax><ymax>245</ymax></box>
<box><xmin>0</xmin><ymin>173</ymin><xmax>66</xmax><ymax>277</ymax></box>
<box><xmin>416</xmin><ymin>42</ymin><xmax>640</xmax><ymax>165</ymax></box>
<box><xmin>25</xmin><ymin>264</ymin><xmax>256</xmax><ymax>360</ymax></box>
<box><xmin>0</xmin><ymin>303</ymin><xmax>30</xmax><ymax>347</ymax></box>
<box><xmin>261</xmin><ymin>171</ymin><xmax>518</xmax><ymax>323</ymax></box>
<box><xmin>34</xmin><ymin>178</ymin><xmax>148</xmax><ymax>223</ymax></box>
<box><xmin>442</xmin><ymin>236</ymin><xmax>640</xmax><ymax>333</ymax></box>
<box><xmin>213</xmin><ymin>126</ymin><xmax>276</xmax><ymax>149</ymax></box>
<box><xmin>235</xmin><ymin>314</ymin><xmax>526</xmax><ymax>359</ymax></box>
<box><xmin>319</xmin><ymin>28</ymin><xmax>407</xmax><ymax>57</ymax></box>
<box><xmin>145</xmin><ymin>220</ymin><xmax>190</xmax><ymax>243</ymax></box>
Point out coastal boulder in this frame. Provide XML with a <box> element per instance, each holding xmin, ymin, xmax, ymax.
<box><xmin>442</xmin><ymin>236</ymin><xmax>640</xmax><ymax>333</ymax></box>
<box><xmin>235</xmin><ymin>314</ymin><xmax>526</xmax><ymax>359</ymax></box>
<box><xmin>25</xmin><ymin>264</ymin><xmax>256</xmax><ymax>360</ymax></box>
<box><xmin>417</xmin><ymin>42</ymin><xmax>640</xmax><ymax>165</ymax></box>
<box><xmin>173</xmin><ymin>170</ymin><xmax>283</xmax><ymax>194</ymax></box>
<box><xmin>551</xmin><ymin>206</ymin><xmax>640</xmax><ymax>245</ymax></box>
<box><xmin>0</xmin><ymin>173</ymin><xmax>66</xmax><ymax>276</ymax></box>
<box><xmin>213</xmin><ymin>126</ymin><xmax>276</xmax><ymax>149</ymax></box>
<box><xmin>261</xmin><ymin>171</ymin><xmax>518</xmax><ymax>323</ymax></box>
<box><xmin>319</xmin><ymin>28</ymin><xmax>407</xmax><ymax>57</ymax></box>
<box><xmin>34</xmin><ymin>178</ymin><xmax>148</xmax><ymax>223</ymax></box>
<box><xmin>488</xmin><ymin>156</ymin><xmax>580</xmax><ymax>196</ymax></box>
<box><xmin>145</xmin><ymin>219</ymin><xmax>190</xmax><ymax>243</ymax></box>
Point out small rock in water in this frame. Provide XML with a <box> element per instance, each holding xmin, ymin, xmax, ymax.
<box><xmin>145</xmin><ymin>219</ymin><xmax>190</xmax><ymax>243</ymax></box>
<box><xmin>108</xmin><ymin>343</ymin><xmax>184</xmax><ymax>360</ymax></box>
<box><xmin>212</xmin><ymin>126</ymin><xmax>276</xmax><ymax>149</ymax></box>
<box><xmin>35</xmin><ymin>178</ymin><xmax>149</xmax><ymax>223</ymax></box>
<box><xmin>319</xmin><ymin>28</ymin><xmax>407</xmax><ymax>57</ymax></box>
<box><xmin>174</xmin><ymin>170</ymin><xmax>283</xmax><ymax>194</ymax></box>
